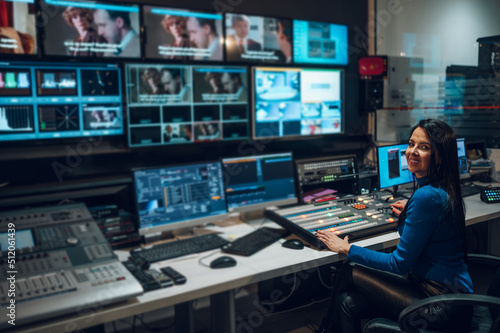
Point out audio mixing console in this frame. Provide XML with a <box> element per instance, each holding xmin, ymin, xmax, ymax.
<box><xmin>0</xmin><ymin>203</ymin><xmax>143</xmax><ymax>329</ymax></box>
<box><xmin>265</xmin><ymin>195</ymin><xmax>398</xmax><ymax>249</ymax></box>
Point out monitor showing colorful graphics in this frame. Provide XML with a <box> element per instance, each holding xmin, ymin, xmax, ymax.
<box><xmin>252</xmin><ymin>67</ymin><xmax>343</xmax><ymax>138</ymax></box>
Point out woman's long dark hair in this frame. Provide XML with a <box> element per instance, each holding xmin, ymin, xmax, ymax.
<box><xmin>397</xmin><ymin>119</ymin><xmax>467</xmax><ymax>252</ymax></box>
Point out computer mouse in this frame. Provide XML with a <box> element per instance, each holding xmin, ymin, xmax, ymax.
<box><xmin>282</xmin><ymin>239</ymin><xmax>304</xmax><ymax>250</ymax></box>
<box><xmin>210</xmin><ymin>256</ymin><xmax>237</xmax><ymax>269</ymax></box>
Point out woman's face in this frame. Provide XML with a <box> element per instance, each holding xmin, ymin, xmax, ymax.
<box><xmin>406</xmin><ymin>127</ymin><xmax>435</xmax><ymax>178</ymax></box>
<box><xmin>72</xmin><ymin>10</ymin><xmax>90</xmax><ymax>34</ymax></box>
<box><xmin>168</xmin><ymin>18</ymin><xmax>185</xmax><ymax>39</ymax></box>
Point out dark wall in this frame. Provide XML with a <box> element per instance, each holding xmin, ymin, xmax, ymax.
<box><xmin>0</xmin><ymin>0</ymin><xmax>370</xmax><ymax>201</ymax></box>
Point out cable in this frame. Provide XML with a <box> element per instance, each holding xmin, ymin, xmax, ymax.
<box><xmin>317</xmin><ymin>267</ymin><xmax>333</xmax><ymax>289</ymax></box>
<box><xmin>259</xmin><ymin>273</ymin><xmax>297</xmax><ymax>305</ymax></box>
<box><xmin>198</xmin><ymin>249</ymin><xmax>222</xmax><ymax>267</ymax></box>
<box><xmin>0</xmin><ymin>181</ymin><xmax>9</xmax><ymax>188</ymax></box>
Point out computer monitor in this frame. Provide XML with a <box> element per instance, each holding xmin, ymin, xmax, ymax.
<box><xmin>224</xmin><ymin>13</ymin><xmax>292</xmax><ymax>64</ymax></box>
<box><xmin>0</xmin><ymin>61</ymin><xmax>123</xmax><ymax>142</ymax></box>
<box><xmin>143</xmin><ymin>5</ymin><xmax>223</xmax><ymax>61</ymax></box>
<box><xmin>377</xmin><ymin>143</ymin><xmax>413</xmax><ymax>194</ymax></box>
<box><xmin>293</xmin><ymin>20</ymin><xmax>348</xmax><ymax>66</ymax></box>
<box><xmin>40</xmin><ymin>0</ymin><xmax>141</xmax><ymax>58</ymax></box>
<box><xmin>457</xmin><ymin>137</ymin><xmax>469</xmax><ymax>177</ymax></box>
<box><xmin>133</xmin><ymin>161</ymin><xmax>228</xmax><ymax>237</ymax></box>
<box><xmin>0</xmin><ymin>0</ymin><xmax>38</xmax><ymax>56</ymax></box>
<box><xmin>252</xmin><ymin>66</ymin><xmax>343</xmax><ymax>138</ymax></box>
<box><xmin>125</xmin><ymin>64</ymin><xmax>249</xmax><ymax>147</ymax></box>
<box><xmin>295</xmin><ymin>155</ymin><xmax>358</xmax><ymax>203</ymax></box>
<box><xmin>222</xmin><ymin>152</ymin><xmax>297</xmax><ymax>212</ymax></box>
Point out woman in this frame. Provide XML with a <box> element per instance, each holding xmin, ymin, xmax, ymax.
<box><xmin>141</xmin><ymin>68</ymin><xmax>164</xmax><ymax>95</ymax></box>
<box><xmin>161</xmin><ymin>15</ymin><xmax>191</xmax><ymax>60</ymax></box>
<box><xmin>316</xmin><ymin>119</ymin><xmax>473</xmax><ymax>333</ymax></box>
<box><xmin>62</xmin><ymin>7</ymin><xmax>105</xmax><ymax>57</ymax></box>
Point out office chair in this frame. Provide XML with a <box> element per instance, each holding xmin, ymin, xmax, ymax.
<box><xmin>363</xmin><ymin>254</ymin><xmax>500</xmax><ymax>333</ymax></box>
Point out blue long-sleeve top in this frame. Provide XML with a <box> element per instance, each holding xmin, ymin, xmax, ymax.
<box><xmin>348</xmin><ymin>177</ymin><xmax>473</xmax><ymax>293</ymax></box>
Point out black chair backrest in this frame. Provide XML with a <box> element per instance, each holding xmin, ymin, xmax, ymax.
<box><xmin>487</xmin><ymin>267</ymin><xmax>500</xmax><ymax>333</ymax></box>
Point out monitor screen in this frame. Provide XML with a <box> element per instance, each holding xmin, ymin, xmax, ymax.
<box><xmin>133</xmin><ymin>161</ymin><xmax>228</xmax><ymax>235</ymax></box>
<box><xmin>377</xmin><ymin>143</ymin><xmax>413</xmax><ymax>190</ymax></box>
<box><xmin>125</xmin><ymin>64</ymin><xmax>249</xmax><ymax>147</ymax></box>
<box><xmin>0</xmin><ymin>0</ymin><xmax>37</xmax><ymax>55</ymax></box>
<box><xmin>293</xmin><ymin>20</ymin><xmax>348</xmax><ymax>65</ymax></box>
<box><xmin>40</xmin><ymin>0</ymin><xmax>141</xmax><ymax>58</ymax></box>
<box><xmin>0</xmin><ymin>61</ymin><xmax>123</xmax><ymax>142</ymax></box>
<box><xmin>296</xmin><ymin>155</ymin><xmax>358</xmax><ymax>203</ymax></box>
<box><xmin>222</xmin><ymin>152</ymin><xmax>297</xmax><ymax>212</ymax></box>
<box><xmin>252</xmin><ymin>67</ymin><xmax>342</xmax><ymax>138</ymax></box>
<box><xmin>457</xmin><ymin>137</ymin><xmax>469</xmax><ymax>176</ymax></box>
<box><xmin>224</xmin><ymin>13</ymin><xmax>292</xmax><ymax>64</ymax></box>
<box><xmin>143</xmin><ymin>6</ymin><xmax>223</xmax><ymax>61</ymax></box>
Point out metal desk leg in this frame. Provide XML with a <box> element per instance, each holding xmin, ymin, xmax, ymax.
<box><xmin>211</xmin><ymin>290</ymin><xmax>235</xmax><ymax>333</ymax></box>
<box><xmin>175</xmin><ymin>301</ymin><xmax>194</xmax><ymax>333</ymax></box>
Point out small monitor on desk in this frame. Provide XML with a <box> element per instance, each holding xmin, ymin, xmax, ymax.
<box><xmin>222</xmin><ymin>152</ymin><xmax>297</xmax><ymax>212</ymax></box>
<box><xmin>133</xmin><ymin>161</ymin><xmax>228</xmax><ymax>237</ymax></box>
<box><xmin>377</xmin><ymin>143</ymin><xmax>413</xmax><ymax>194</ymax></box>
<box><xmin>457</xmin><ymin>137</ymin><xmax>469</xmax><ymax>177</ymax></box>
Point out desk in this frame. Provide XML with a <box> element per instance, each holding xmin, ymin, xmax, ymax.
<box><xmin>9</xmin><ymin>220</ymin><xmax>400</xmax><ymax>333</ymax></box>
<box><xmin>9</xmin><ymin>194</ymin><xmax>500</xmax><ymax>333</ymax></box>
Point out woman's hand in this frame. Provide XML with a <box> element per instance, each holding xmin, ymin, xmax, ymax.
<box><xmin>316</xmin><ymin>229</ymin><xmax>351</xmax><ymax>255</ymax></box>
<box><xmin>389</xmin><ymin>199</ymin><xmax>408</xmax><ymax>216</ymax></box>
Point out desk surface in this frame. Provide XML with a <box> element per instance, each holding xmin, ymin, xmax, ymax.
<box><xmin>11</xmin><ymin>193</ymin><xmax>500</xmax><ymax>333</ymax></box>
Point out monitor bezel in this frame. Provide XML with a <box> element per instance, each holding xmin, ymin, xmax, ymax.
<box><xmin>142</xmin><ymin>3</ymin><xmax>224</xmax><ymax>63</ymax></box>
<box><xmin>132</xmin><ymin>160</ymin><xmax>229</xmax><ymax>236</ymax></box>
<box><xmin>223</xmin><ymin>11</ymin><xmax>294</xmax><ymax>65</ymax></box>
<box><xmin>377</xmin><ymin>143</ymin><xmax>414</xmax><ymax>190</ymax></box>
<box><xmin>292</xmin><ymin>19</ymin><xmax>349</xmax><ymax>66</ymax></box>
<box><xmin>251</xmin><ymin>66</ymin><xmax>345</xmax><ymax>140</ymax></box>
<box><xmin>221</xmin><ymin>151</ymin><xmax>298</xmax><ymax>213</ymax></box>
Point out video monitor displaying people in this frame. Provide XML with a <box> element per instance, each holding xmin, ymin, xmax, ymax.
<box><xmin>253</xmin><ymin>67</ymin><xmax>343</xmax><ymax>139</ymax></box>
<box><xmin>224</xmin><ymin>13</ymin><xmax>292</xmax><ymax>64</ymax></box>
<box><xmin>0</xmin><ymin>0</ymin><xmax>37</xmax><ymax>55</ymax></box>
<box><xmin>39</xmin><ymin>0</ymin><xmax>140</xmax><ymax>58</ymax></box>
<box><xmin>125</xmin><ymin>64</ymin><xmax>249</xmax><ymax>147</ymax></box>
<box><xmin>143</xmin><ymin>6</ymin><xmax>223</xmax><ymax>61</ymax></box>
<box><xmin>0</xmin><ymin>61</ymin><xmax>123</xmax><ymax>142</ymax></box>
<box><xmin>293</xmin><ymin>20</ymin><xmax>348</xmax><ymax>65</ymax></box>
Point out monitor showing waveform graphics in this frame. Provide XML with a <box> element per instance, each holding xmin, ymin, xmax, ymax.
<box><xmin>0</xmin><ymin>61</ymin><xmax>123</xmax><ymax>142</ymax></box>
<box><xmin>125</xmin><ymin>64</ymin><xmax>249</xmax><ymax>147</ymax></box>
<box><xmin>377</xmin><ymin>143</ymin><xmax>413</xmax><ymax>190</ymax></box>
<box><xmin>252</xmin><ymin>67</ymin><xmax>343</xmax><ymax>138</ymax></box>
<box><xmin>222</xmin><ymin>152</ymin><xmax>297</xmax><ymax>212</ymax></box>
<box><xmin>133</xmin><ymin>161</ymin><xmax>228</xmax><ymax>235</ymax></box>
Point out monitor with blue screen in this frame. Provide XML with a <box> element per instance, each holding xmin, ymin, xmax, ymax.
<box><xmin>377</xmin><ymin>143</ymin><xmax>413</xmax><ymax>191</ymax></box>
<box><xmin>457</xmin><ymin>138</ymin><xmax>469</xmax><ymax>176</ymax></box>
<box><xmin>222</xmin><ymin>152</ymin><xmax>297</xmax><ymax>212</ymax></box>
<box><xmin>293</xmin><ymin>20</ymin><xmax>348</xmax><ymax>65</ymax></box>
<box><xmin>0</xmin><ymin>61</ymin><xmax>123</xmax><ymax>142</ymax></box>
<box><xmin>133</xmin><ymin>161</ymin><xmax>228</xmax><ymax>236</ymax></box>
<box><xmin>252</xmin><ymin>67</ymin><xmax>343</xmax><ymax>139</ymax></box>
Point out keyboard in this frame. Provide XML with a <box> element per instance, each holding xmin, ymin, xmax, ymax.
<box><xmin>461</xmin><ymin>185</ymin><xmax>483</xmax><ymax>197</ymax></box>
<box><xmin>130</xmin><ymin>233</ymin><xmax>229</xmax><ymax>264</ymax></box>
<box><xmin>222</xmin><ymin>227</ymin><xmax>288</xmax><ymax>256</ymax></box>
